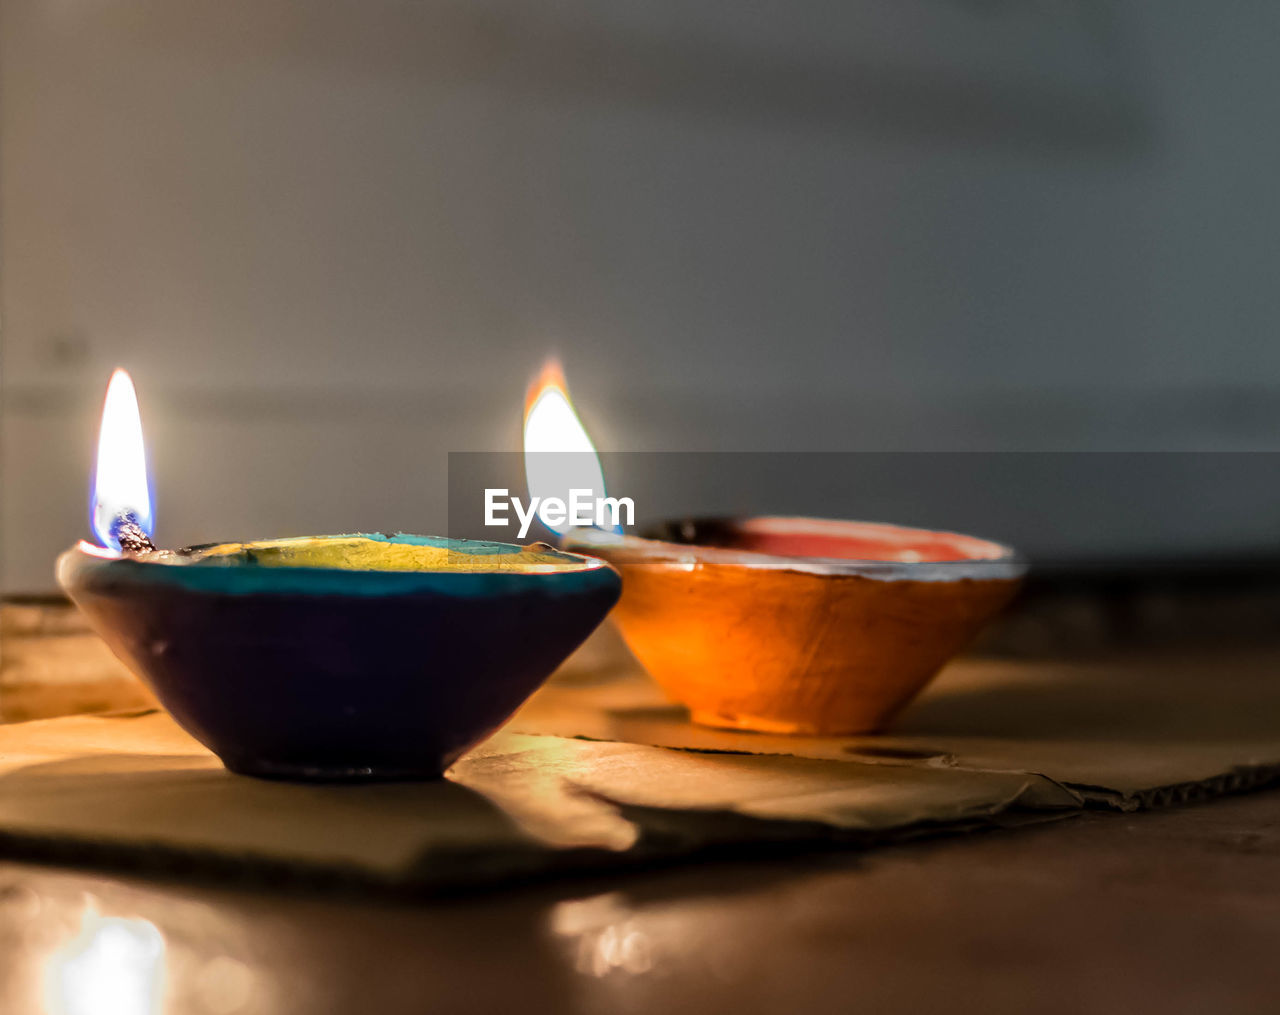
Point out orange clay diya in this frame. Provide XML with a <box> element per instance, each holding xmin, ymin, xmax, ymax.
<box><xmin>564</xmin><ymin>516</ymin><xmax>1026</xmax><ymax>735</ymax></box>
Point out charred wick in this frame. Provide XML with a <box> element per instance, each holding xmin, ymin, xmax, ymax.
<box><xmin>110</xmin><ymin>514</ymin><xmax>157</xmax><ymax>554</ymax></box>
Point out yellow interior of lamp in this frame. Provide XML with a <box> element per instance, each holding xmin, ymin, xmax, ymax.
<box><xmin>190</xmin><ymin>536</ymin><xmax>592</xmax><ymax>573</ymax></box>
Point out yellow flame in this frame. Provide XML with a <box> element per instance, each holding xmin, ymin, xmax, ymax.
<box><xmin>522</xmin><ymin>362</ymin><xmax>611</xmax><ymax>536</ymax></box>
<box><xmin>91</xmin><ymin>369</ymin><xmax>153</xmax><ymax>549</ymax></box>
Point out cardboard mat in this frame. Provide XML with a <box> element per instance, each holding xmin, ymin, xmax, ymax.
<box><xmin>0</xmin><ymin>648</ymin><xmax>1274</xmax><ymax>891</ymax></box>
<box><xmin>516</xmin><ymin>647</ymin><xmax>1280</xmax><ymax>809</ymax></box>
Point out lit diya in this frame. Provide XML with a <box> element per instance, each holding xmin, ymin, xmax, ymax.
<box><xmin>524</xmin><ymin>368</ymin><xmax>1026</xmax><ymax>736</ymax></box>
<box><xmin>57</xmin><ymin>371</ymin><xmax>621</xmax><ymax>780</ymax></box>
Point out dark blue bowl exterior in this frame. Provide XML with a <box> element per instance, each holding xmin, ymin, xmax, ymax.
<box><xmin>59</xmin><ymin>542</ymin><xmax>620</xmax><ymax>780</ymax></box>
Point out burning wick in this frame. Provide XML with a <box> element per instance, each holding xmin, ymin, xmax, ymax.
<box><xmin>91</xmin><ymin>369</ymin><xmax>158</xmax><ymax>554</ymax></box>
<box><xmin>110</xmin><ymin>514</ymin><xmax>157</xmax><ymax>554</ymax></box>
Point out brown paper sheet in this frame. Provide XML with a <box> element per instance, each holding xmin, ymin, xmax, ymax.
<box><xmin>0</xmin><ymin>647</ymin><xmax>1274</xmax><ymax>889</ymax></box>
<box><xmin>514</xmin><ymin>648</ymin><xmax>1280</xmax><ymax>809</ymax></box>
<box><xmin>0</xmin><ymin>709</ymin><xmax>1075</xmax><ymax>890</ymax></box>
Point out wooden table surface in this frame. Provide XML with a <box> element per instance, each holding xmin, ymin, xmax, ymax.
<box><xmin>2</xmin><ymin>787</ymin><xmax>1278</xmax><ymax>1015</ymax></box>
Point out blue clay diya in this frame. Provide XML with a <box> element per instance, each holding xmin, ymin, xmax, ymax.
<box><xmin>57</xmin><ymin>533</ymin><xmax>620</xmax><ymax>781</ymax></box>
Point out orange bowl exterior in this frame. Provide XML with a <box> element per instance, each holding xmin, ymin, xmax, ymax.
<box><xmin>566</xmin><ymin>519</ymin><xmax>1024</xmax><ymax>735</ymax></box>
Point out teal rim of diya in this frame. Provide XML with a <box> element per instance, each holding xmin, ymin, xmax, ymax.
<box><xmin>65</xmin><ymin>531</ymin><xmax>618</xmax><ymax>597</ymax></box>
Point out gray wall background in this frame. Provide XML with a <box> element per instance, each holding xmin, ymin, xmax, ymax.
<box><xmin>3</xmin><ymin>0</ymin><xmax>1280</xmax><ymax>590</ymax></box>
